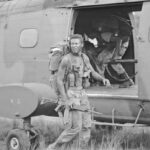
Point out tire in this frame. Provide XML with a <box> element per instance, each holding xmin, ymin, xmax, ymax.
<box><xmin>5</xmin><ymin>129</ymin><xmax>30</xmax><ymax>150</ymax></box>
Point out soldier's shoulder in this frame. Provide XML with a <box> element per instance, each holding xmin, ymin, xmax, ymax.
<box><xmin>65</xmin><ymin>53</ymin><xmax>71</xmax><ymax>57</ymax></box>
<box><xmin>61</xmin><ymin>53</ymin><xmax>71</xmax><ymax>64</ymax></box>
<box><xmin>63</xmin><ymin>53</ymin><xmax>71</xmax><ymax>59</ymax></box>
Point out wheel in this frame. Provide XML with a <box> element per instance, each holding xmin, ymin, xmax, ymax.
<box><xmin>5</xmin><ymin>129</ymin><xmax>30</xmax><ymax>150</ymax></box>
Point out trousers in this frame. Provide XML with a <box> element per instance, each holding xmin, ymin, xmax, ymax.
<box><xmin>54</xmin><ymin>89</ymin><xmax>91</xmax><ymax>149</ymax></box>
<box><xmin>111</xmin><ymin>63</ymin><xmax>125</xmax><ymax>75</ymax></box>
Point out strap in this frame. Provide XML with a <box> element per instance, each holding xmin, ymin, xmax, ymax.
<box><xmin>81</xmin><ymin>53</ymin><xmax>90</xmax><ymax>71</ymax></box>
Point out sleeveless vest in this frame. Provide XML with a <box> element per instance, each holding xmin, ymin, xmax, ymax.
<box><xmin>65</xmin><ymin>53</ymin><xmax>90</xmax><ymax>90</ymax></box>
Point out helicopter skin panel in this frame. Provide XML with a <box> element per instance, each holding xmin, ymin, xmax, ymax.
<box><xmin>0</xmin><ymin>0</ymin><xmax>147</xmax><ymax>15</ymax></box>
<box><xmin>137</xmin><ymin>1</ymin><xmax>150</xmax><ymax>100</ymax></box>
<box><xmin>0</xmin><ymin>84</ymin><xmax>38</xmax><ymax>119</ymax></box>
<box><xmin>71</xmin><ymin>0</ymin><xmax>147</xmax><ymax>7</ymax></box>
<box><xmin>0</xmin><ymin>83</ymin><xmax>57</xmax><ymax>119</ymax></box>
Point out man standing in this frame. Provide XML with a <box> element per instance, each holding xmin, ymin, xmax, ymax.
<box><xmin>47</xmin><ymin>34</ymin><xmax>110</xmax><ymax>150</ymax></box>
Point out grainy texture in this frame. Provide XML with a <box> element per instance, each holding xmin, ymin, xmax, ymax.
<box><xmin>0</xmin><ymin>116</ymin><xmax>150</xmax><ymax>150</ymax></box>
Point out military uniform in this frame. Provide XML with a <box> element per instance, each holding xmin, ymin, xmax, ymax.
<box><xmin>84</xmin><ymin>31</ymin><xmax>120</xmax><ymax>79</ymax></box>
<box><xmin>97</xmin><ymin>38</ymin><xmax>134</xmax><ymax>87</ymax></box>
<box><xmin>49</xmin><ymin>53</ymin><xmax>91</xmax><ymax>150</ymax></box>
<box><xmin>111</xmin><ymin>55</ymin><xmax>134</xmax><ymax>87</ymax></box>
<box><xmin>97</xmin><ymin>48</ymin><xmax>115</xmax><ymax>77</ymax></box>
<box><xmin>111</xmin><ymin>55</ymin><xmax>125</xmax><ymax>74</ymax></box>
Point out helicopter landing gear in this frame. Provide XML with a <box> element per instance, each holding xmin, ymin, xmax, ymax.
<box><xmin>5</xmin><ymin>117</ymin><xmax>42</xmax><ymax>150</ymax></box>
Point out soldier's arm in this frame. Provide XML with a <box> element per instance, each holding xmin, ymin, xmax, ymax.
<box><xmin>57</xmin><ymin>57</ymin><xmax>69</xmax><ymax>102</ymax></box>
<box><xmin>84</xmin><ymin>55</ymin><xmax>111</xmax><ymax>86</ymax></box>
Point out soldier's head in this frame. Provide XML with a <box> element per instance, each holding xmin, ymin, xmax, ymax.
<box><xmin>69</xmin><ymin>34</ymin><xmax>84</xmax><ymax>55</ymax></box>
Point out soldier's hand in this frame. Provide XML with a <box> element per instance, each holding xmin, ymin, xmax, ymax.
<box><xmin>61</xmin><ymin>99</ymin><xmax>73</xmax><ymax>109</ymax></box>
<box><xmin>102</xmin><ymin>78</ymin><xmax>111</xmax><ymax>87</ymax></box>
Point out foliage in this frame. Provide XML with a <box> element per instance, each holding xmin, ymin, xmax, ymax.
<box><xmin>0</xmin><ymin>116</ymin><xmax>150</xmax><ymax>150</ymax></box>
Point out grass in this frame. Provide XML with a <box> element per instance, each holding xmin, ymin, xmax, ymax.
<box><xmin>0</xmin><ymin>116</ymin><xmax>150</xmax><ymax>150</ymax></box>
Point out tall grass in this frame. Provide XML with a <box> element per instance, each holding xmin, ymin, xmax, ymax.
<box><xmin>0</xmin><ymin>116</ymin><xmax>150</xmax><ymax>150</ymax></box>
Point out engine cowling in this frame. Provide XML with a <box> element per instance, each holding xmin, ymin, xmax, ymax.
<box><xmin>0</xmin><ymin>83</ymin><xmax>58</xmax><ymax>119</ymax></box>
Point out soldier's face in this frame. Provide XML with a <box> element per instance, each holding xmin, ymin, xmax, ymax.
<box><xmin>119</xmin><ymin>41</ymin><xmax>129</xmax><ymax>56</ymax></box>
<box><xmin>70</xmin><ymin>38</ymin><xmax>83</xmax><ymax>55</ymax></box>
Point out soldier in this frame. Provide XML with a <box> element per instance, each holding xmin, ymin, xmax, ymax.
<box><xmin>97</xmin><ymin>36</ymin><xmax>134</xmax><ymax>87</ymax></box>
<box><xmin>83</xmin><ymin>17</ymin><xmax>120</xmax><ymax>77</ymax></box>
<box><xmin>47</xmin><ymin>34</ymin><xmax>110</xmax><ymax>150</ymax></box>
<box><xmin>111</xmin><ymin>36</ymin><xmax>134</xmax><ymax>87</ymax></box>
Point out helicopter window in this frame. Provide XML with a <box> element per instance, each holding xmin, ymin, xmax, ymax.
<box><xmin>20</xmin><ymin>29</ymin><xmax>38</xmax><ymax>48</ymax></box>
<box><xmin>74</xmin><ymin>3</ymin><xmax>142</xmax><ymax>88</ymax></box>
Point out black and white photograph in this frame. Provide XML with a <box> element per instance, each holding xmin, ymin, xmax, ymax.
<box><xmin>0</xmin><ymin>0</ymin><xmax>150</xmax><ymax>150</ymax></box>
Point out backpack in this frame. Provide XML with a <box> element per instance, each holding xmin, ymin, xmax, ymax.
<box><xmin>48</xmin><ymin>44</ymin><xmax>69</xmax><ymax>73</ymax></box>
<box><xmin>48</xmin><ymin>44</ymin><xmax>70</xmax><ymax>94</ymax></box>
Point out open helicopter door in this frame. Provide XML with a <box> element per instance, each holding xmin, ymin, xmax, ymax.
<box><xmin>137</xmin><ymin>1</ymin><xmax>150</xmax><ymax>99</ymax></box>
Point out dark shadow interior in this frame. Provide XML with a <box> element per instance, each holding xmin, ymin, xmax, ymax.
<box><xmin>74</xmin><ymin>3</ymin><xmax>142</xmax><ymax>86</ymax></box>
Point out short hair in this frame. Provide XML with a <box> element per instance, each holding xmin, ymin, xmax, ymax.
<box><xmin>70</xmin><ymin>34</ymin><xmax>84</xmax><ymax>44</ymax></box>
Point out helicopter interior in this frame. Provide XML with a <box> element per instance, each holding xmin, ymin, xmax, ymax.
<box><xmin>73</xmin><ymin>3</ymin><xmax>142</xmax><ymax>89</ymax></box>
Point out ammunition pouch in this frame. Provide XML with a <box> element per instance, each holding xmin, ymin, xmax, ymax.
<box><xmin>82</xmin><ymin>77</ymin><xmax>90</xmax><ymax>89</ymax></box>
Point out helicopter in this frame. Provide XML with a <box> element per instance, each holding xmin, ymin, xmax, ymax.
<box><xmin>0</xmin><ymin>0</ymin><xmax>150</xmax><ymax>149</ymax></box>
